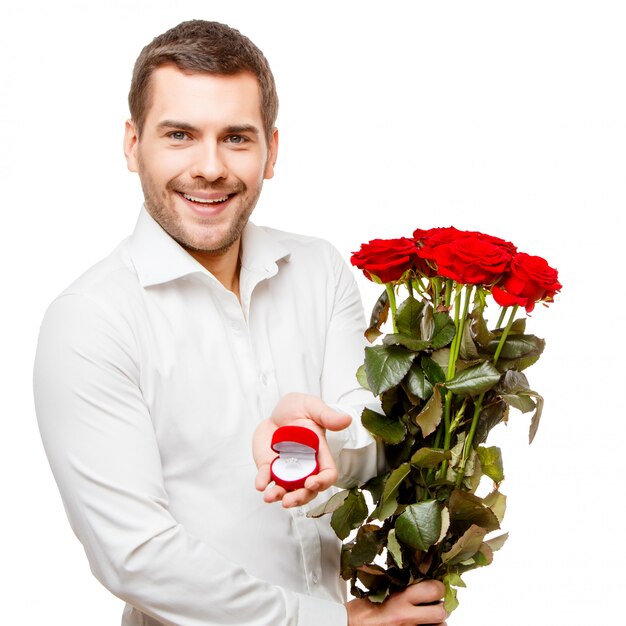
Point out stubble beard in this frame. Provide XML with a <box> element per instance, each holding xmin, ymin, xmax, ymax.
<box><xmin>138</xmin><ymin>164</ymin><xmax>264</xmax><ymax>257</ymax></box>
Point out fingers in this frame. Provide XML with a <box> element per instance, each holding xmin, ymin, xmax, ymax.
<box><xmin>256</xmin><ymin>393</ymin><xmax>353</xmax><ymax>508</ymax></box>
<box><xmin>346</xmin><ymin>584</ymin><xmax>448</xmax><ymax>626</ymax></box>
<box><xmin>401</xmin><ymin>580</ymin><xmax>446</xmax><ymax>605</ymax></box>
<box><xmin>302</xmin><ymin>395</ymin><xmax>352</xmax><ymax>431</ymax></box>
<box><xmin>255</xmin><ymin>462</ymin><xmax>272</xmax><ymax>492</ymax></box>
<box><xmin>400</xmin><ymin>580</ymin><xmax>448</xmax><ymax>625</ymax></box>
<box><xmin>270</xmin><ymin>393</ymin><xmax>352</xmax><ymax>432</ymax></box>
<box><xmin>280</xmin><ymin>487</ymin><xmax>318</xmax><ymax>508</ymax></box>
<box><xmin>263</xmin><ymin>482</ymin><xmax>288</xmax><ymax>503</ymax></box>
<box><xmin>264</xmin><ymin>482</ymin><xmax>315</xmax><ymax>507</ymax></box>
<box><xmin>410</xmin><ymin>602</ymin><xmax>447</xmax><ymax>625</ymax></box>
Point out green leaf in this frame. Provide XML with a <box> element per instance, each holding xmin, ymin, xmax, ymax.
<box><xmin>410</xmin><ymin>447</ymin><xmax>450</xmax><ymax>468</ymax></box>
<box><xmin>474</xmin><ymin>399</ymin><xmax>508</xmax><ymax>445</ymax></box>
<box><xmin>346</xmin><ymin>525</ymin><xmax>384</xmax><ymax>567</ymax></box>
<box><xmin>431</xmin><ymin>312</ymin><xmax>456</xmax><ymax>349</ymax></box>
<box><xmin>474</xmin><ymin>542</ymin><xmax>494</xmax><ymax>567</ymax></box>
<box><xmin>403</xmin><ymin>363</ymin><xmax>433</xmax><ymax>401</ymax></box>
<box><xmin>458</xmin><ymin>319</ymin><xmax>479</xmax><ymax>359</ymax></box>
<box><xmin>366</xmin><ymin>587</ymin><xmax>390</xmax><ymax>604</ymax></box>
<box><xmin>361</xmin><ymin>407</ymin><xmax>407</xmax><ymax>444</ymax></box>
<box><xmin>382</xmin><ymin>334</ymin><xmax>431</xmax><ymax>352</ymax></box>
<box><xmin>331</xmin><ymin>490</ymin><xmax>369</xmax><ymax>540</ymax></box>
<box><xmin>470</xmin><ymin>305</ymin><xmax>493</xmax><ymax>348</ymax></box>
<box><xmin>356</xmin><ymin>364</ymin><xmax>371</xmax><ymax>391</ymax></box>
<box><xmin>307</xmin><ymin>490</ymin><xmax>349</xmax><ymax>518</ymax></box>
<box><xmin>499</xmin><ymin>370</ymin><xmax>530</xmax><ymax>393</ymax></box>
<box><xmin>420</xmin><ymin>302</ymin><xmax>435</xmax><ymax>341</ymax></box>
<box><xmin>430</xmin><ymin>348</ymin><xmax>451</xmax><ymax>371</ymax></box>
<box><xmin>364</xmin><ymin>345</ymin><xmax>416</xmax><ymax>395</ymax></box>
<box><xmin>413</xmin><ymin>386</ymin><xmax>443</xmax><ymax>437</ymax></box>
<box><xmin>502</xmin><ymin>386</ymin><xmax>544</xmax><ymax>442</ymax></box>
<box><xmin>386</xmin><ymin>529</ymin><xmax>404</xmax><ymax>568</ymax></box>
<box><xmin>448</xmin><ymin>489</ymin><xmax>500</xmax><ymax>533</ymax></box>
<box><xmin>447</xmin><ymin>442</ymin><xmax>481</xmax><ymax>493</ymax></box>
<box><xmin>443</xmin><ymin>576</ymin><xmax>460</xmax><ymax>614</ymax></box>
<box><xmin>487</xmin><ymin>334</ymin><xmax>545</xmax><ymax>360</ymax></box>
<box><xmin>509</xmin><ymin>317</ymin><xmax>527</xmax><ymax>334</ymax></box>
<box><xmin>351</xmin><ymin>562</ymin><xmax>388</xmax><ymax>596</ymax></box>
<box><xmin>442</xmin><ymin>524</ymin><xmax>488</xmax><ymax>565</ymax></box>
<box><xmin>445</xmin><ymin>572</ymin><xmax>466</xmax><ymax>588</ymax></box>
<box><xmin>445</xmin><ymin>361</ymin><xmax>501</xmax><ymax>396</ymax></box>
<box><xmin>485</xmin><ymin>532</ymin><xmax>509</xmax><ymax>552</ymax></box>
<box><xmin>395</xmin><ymin>296</ymin><xmax>425</xmax><ymax>336</ymax></box>
<box><xmin>365</xmin><ymin>289</ymin><xmax>389</xmax><ymax>343</ymax></box>
<box><xmin>361</xmin><ymin>474</ymin><xmax>386</xmax><ymax>503</ymax></box>
<box><xmin>466</xmin><ymin>448</ymin><xmax>482</xmax><ymax>494</ymax></box>
<box><xmin>497</xmin><ymin>353</ymin><xmax>541</xmax><ymax>372</ymax></box>
<box><xmin>380</xmin><ymin>385</ymin><xmax>402</xmax><ymax>417</ymax></box>
<box><xmin>421</xmin><ymin>355</ymin><xmax>446</xmax><ymax>385</ymax></box>
<box><xmin>482</xmin><ymin>490</ymin><xmax>507</xmax><ymax>524</ymax></box>
<box><xmin>529</xmin><ymin>392</ymin><xmax>544</xmax><ymax>444</ymax></box>
<box><xmin>476</xmin><ymin>446</ymin><xmax>504</xmax><ymax>483</ymax></box>
<box><xmin>377</xmin><ymin>463</ymin><xmax>411</xmax><ymax>521</ymax></box>
<box><xmin>395</xmin><ymin>500</ymin><xmax>442</xmax><ymax>552</ymax></box>
<box><xmin>501</xmin><ymin>393</ymin><xmax>536</xmax><ymax>414</ymax></box>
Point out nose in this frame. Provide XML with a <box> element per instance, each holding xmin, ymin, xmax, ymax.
<box><xmin>189</xmin><ymin>140</ymin><xmax>228</xmax><ymax>182</ymax></box>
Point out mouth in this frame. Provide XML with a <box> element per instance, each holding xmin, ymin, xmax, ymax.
<box><xmin>179</xmin><ymin>192</ymin><xmax>232</xmax><ymax>205</ymax></box>
<box><xmin>176</xmin><ymin>190</ymin><xmax>236</xmax><ymax>215</ymax></box>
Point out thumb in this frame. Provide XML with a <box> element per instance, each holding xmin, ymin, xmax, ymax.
<box><xmin>303</xmin><ymin>396</ymin><xmax>352</xmax><ymax>432</ymax></box>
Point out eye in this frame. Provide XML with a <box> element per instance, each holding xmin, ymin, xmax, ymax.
<box><xmin>226</xmin><ymin>134</ymin><xmax>248</xmax><ymax>144</ymax></box>
<box><xmin>168</xmin><ymin>131</ymin><xmax>189</xmax><ymax>141</ymax></box>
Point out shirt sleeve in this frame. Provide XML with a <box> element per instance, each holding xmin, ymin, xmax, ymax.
<box><xmin>319</xmin><ymin>245</ymin><xmax>386</xmax><ymax>488</ymax></box>
<box><xmin>34</xmin><ymin>293</ymin><xmax>348</xmax><ymax>626</ymax></box>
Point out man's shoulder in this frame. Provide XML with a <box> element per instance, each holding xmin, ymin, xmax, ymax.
<box><xmin>54</xmin><ymin>237</ymin><xmax>140</xmax><ymax>310</ymax></box>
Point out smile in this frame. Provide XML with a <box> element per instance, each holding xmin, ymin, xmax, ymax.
<box><xmin>181</xmin><ymin>192</ymin><xmax>230</xmax><ymax>205</ymax></box>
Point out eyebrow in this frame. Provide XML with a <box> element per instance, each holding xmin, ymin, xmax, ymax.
<box><xmin>223</xmin><ymin>124</ymin><xmax>261</xmax><ymax>136</ymax></box>
<box><xmin>157</xmin><ymin>120</ymin><xmax>200</xmax><ymax>133</ymax></box>
<box><xmin>156</xmin><ymin>120</ymin><xmax>261</xmax><ymax>136</ymax></box>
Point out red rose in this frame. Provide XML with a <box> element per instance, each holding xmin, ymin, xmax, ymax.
<box><xmin>413</xmin><ymin>226</ymin><xmax>469</xmax><ymax>248</ymax></box>
<box><xmin>492</xmin><ymin>252</ymin><xmax>562</xmax><ymax>312</ymax></box>
<box><xmin>350</xmin><ymin>237</ymin><xmax>419</xmax><ymax>283</ymax></box>
<box><xmin>415</xmin><ymin>228</ymin><xmax>516</xmax><ymax>285</ymax></box>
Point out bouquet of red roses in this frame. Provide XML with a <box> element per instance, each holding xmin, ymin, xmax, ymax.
<box><xmin>310</xmin><ymin>227</ymin><xmax>561</xmax><ymax>612</ymax></box>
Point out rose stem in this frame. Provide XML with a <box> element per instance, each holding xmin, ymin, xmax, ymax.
<box><xmin>385</xmin><ymin>283</ymin><xmax>398</xmax><ymax>333</ymax></box>
<box><xmin>454</xmin><ymin>305</ymin><xmax>519</xmax><ymax>488</ymax></box>
<box><xmin>439</xmin><ymin>285</ymin><xmax>473</xmax><ymax>479</ymax></box>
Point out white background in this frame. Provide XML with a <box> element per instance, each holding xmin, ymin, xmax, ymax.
<box><xmin>1</xmin><ymin>1</ymin><xmax>624</xmax><ymax>624</ymax></box>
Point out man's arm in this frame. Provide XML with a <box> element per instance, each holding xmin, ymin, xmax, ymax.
<box><xmin>34</xmin><ymin>293</ymin><xmax>347</xmax><ymax>626</ymax></box>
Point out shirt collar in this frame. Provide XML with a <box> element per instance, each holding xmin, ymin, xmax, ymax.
<box><xmin>130</xmin><ymin>206</ymin><xmax>291</xmax><ymax>288</ymax></box>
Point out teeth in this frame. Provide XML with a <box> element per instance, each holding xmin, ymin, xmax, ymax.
<box><xmin>182</xmin><ymin>193</ymin><xmax>229</xmax><ymax>204</ymax></box>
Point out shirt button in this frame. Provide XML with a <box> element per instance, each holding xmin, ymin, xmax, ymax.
<box><xmin>260</xmin><ymin>373</ymin><xmax>268</xmax><ymax>386</ymax></box>
<box><xmin>312</xmin><ymin>573</ymin><xmax>319</xmax><ymax>584</ymax></box>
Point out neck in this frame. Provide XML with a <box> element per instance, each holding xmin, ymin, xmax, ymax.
<box><xmin>187</xmin><ymin>240</ymin><xmax>242</xmax><ymax>300</ymax></box>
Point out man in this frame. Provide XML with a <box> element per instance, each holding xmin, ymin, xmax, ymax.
<box><xmin>34</xmin><ymin>20</ymin><xmax>447</xmax><ymax>626</ymax></box>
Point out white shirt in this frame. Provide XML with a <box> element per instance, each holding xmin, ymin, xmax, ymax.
<box><xmin>34</xmin><ymin>208</ymin><xmax>379</xmax><ymax>626</ymax></box>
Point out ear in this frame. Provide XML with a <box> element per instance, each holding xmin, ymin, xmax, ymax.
<box><xmin>123</xmin><ymin>119</ymin><xmax>140</xmax><ymax>173</ymax></box>
<box><xmin>263</xmin><ymin>128</ymin><xmax>279</xmax><ymax>180</ymax></box>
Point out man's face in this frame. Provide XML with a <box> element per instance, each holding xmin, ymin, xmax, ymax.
<box><xmin>124</xmin><ymin>66</ymin><xmax>278</xmax><ymax>255</ymax></box>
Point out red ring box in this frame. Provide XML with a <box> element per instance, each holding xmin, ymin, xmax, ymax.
<box><xmin>270</xmin><ymin>426</ymin><xmax>320</xmax><ymax>491</ymax></box>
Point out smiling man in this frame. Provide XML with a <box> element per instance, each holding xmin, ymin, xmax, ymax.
<box><xmin>125</xmin><ymin>66</ymin><xmax>277</xmax><ymax>293</ymax></box>
<box><xmin>34</xmin><ymin>20</ymin><xmax>447</xmax><ymax>626</ymax></box>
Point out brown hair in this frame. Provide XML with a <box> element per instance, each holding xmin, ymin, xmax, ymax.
<box><xmin>128</xmin><ymin>20</ymin><xmax>278</xmax><ymax>142</ymax></box>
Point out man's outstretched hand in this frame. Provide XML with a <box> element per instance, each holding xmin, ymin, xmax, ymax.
<box><xmin>253</xmin><ymin>393</ymin><xmax>352</xmax><ymax>508</ymax></box>
<box><xmin>346</xmin><ymin>580</ymin><xmax>448</xmax><ymax>626</ymax></box>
